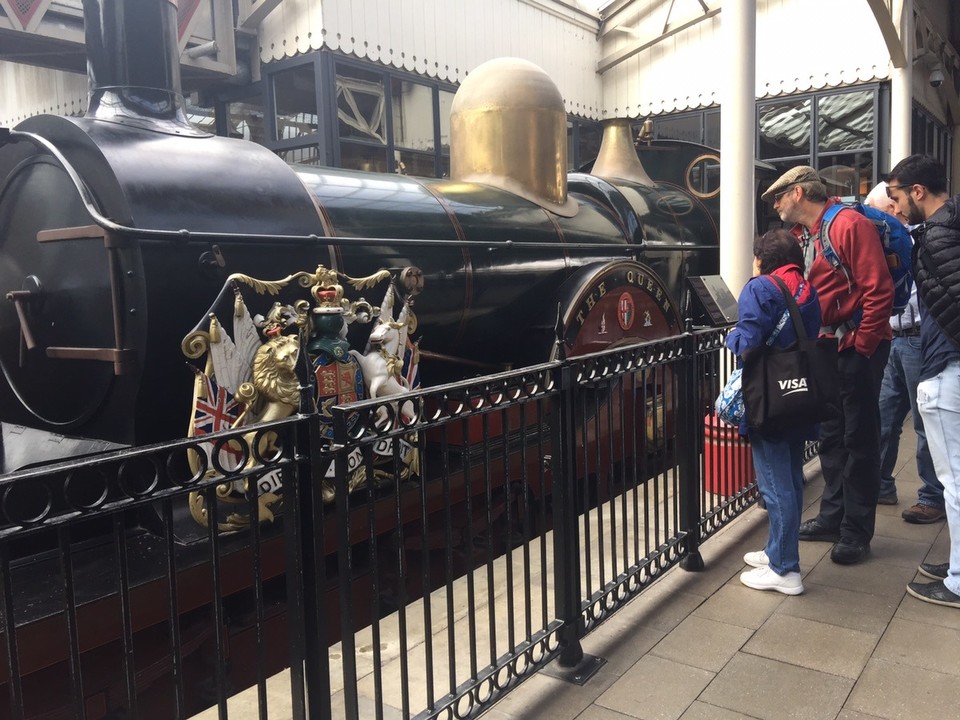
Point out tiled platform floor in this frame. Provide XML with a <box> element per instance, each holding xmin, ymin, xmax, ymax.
<box><xmin>483</xmin><ymin>429</ymin><xmax>958</xmax><ymax>720</ymax></box>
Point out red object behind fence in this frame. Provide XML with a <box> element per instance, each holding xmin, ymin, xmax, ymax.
<box><xmin>703</xmin><ymin>412</ymin><xmax>755</xmax><ymax>496</ymax></box>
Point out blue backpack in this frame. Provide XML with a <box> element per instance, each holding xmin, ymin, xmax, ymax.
<box><xmin>818</xmin><ymin>202</ymin><xmax>913</xmax><ymax>315</ymax></box>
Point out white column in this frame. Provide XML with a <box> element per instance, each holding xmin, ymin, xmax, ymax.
<box><xmin>719</xmin><ymin>0</ymin><xmax>756</xmax><ymax>297</ymax></box>
<box><xmin>889</xmin><ymin>0</ymin><xmax>913</xmax><ymax>169</ymax></box>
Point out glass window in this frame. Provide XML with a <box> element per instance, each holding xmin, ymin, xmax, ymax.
<box><xmin>818</xmin><ymin>91</ymin><xmax>873</xmax><ymax>152</ymax></box>
<box><xmin>185</xmin><ymin>101</ymin><xmax>217</xmax><ymax>135</ymax></box>
<box><xmin>439</xmin><ymin>90</ymin><xmax>455</xmax><ymax>154</ymax></box>
<box><xmin>686</xmin><ymin>154</ymin><xmax>721</xmax><ymax>198</ymax></box>
<box><xmin>336</xmin><ymin>64</ymin><xmax>386</xmax><ymax>144</ymax></box>
<box><xmin>391</xmin><ymin>79</ymin><xmax>435</xmax><ymax>151</ymax></box>
<box><xmin>578</xmin><ymin>123</ymin><xmax>602</xmax><ymax>168</ymax></box>
<box><xmin>340</xmin><ymin>142</ymin><xmax>388</xmax><ymax>173</ymax></box>
<box><xmin>273</xmin><ymin>63</ymin><xmax>318</xmax><ymax>141</ymax></box>
<box><xmin>818</xmin><ymin>152</ymin><xmax>874</xmax><ymax>199</ymax></box>
<box><xmin>567</xmin><ymin>120</ymin><xmax>602</xmax><ymax>171</ymax></box>
<box><xmin>227</xmin><ymin>98</ymin><xmax>266</xmax><ymax>144</ymax></box>
<box><xmin>278</xmin><ymin>145</ymin><xmax>323</xmax><ymax>166</ymax></box>
<box><xmin>704</xmin><ymin>111</ymin><xmax>720</xmax><ymax>149</ymax></box>
<box><xmin>655</xmin><ymin>114</ymin><xmax>701</xmax><ymax>143</ymax></box>
<box><xmin>913</xmin><ymin>104</ymin><xmax>952</xmax><ymax>187</ymax></box>
<box><xmin>758</xmin><ymin>99</ymin><xmax>811</xmax><ymax>158</ymax></box>
<box><xmin>395</xmin><ymin>149</ymin><xmax>435</xmax><ymax>177</ymax></box>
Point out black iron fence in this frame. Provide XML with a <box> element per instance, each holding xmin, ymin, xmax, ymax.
<box><xmin>0</xmin><ymin>327</ymin><xmax>766</xmax><ymax>720</ymax></box>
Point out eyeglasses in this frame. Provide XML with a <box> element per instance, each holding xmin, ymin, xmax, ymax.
<box><xmin>773</xmin><ymin>185</ymin><xmax>797</xmax><ymax>202</ymax></box>
<box><xmin>885</xmin><ymin>184</ymin><xmax>913</xmax><ymax>198</ymax></box>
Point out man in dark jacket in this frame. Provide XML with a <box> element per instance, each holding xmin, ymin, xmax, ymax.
<box><xmin>886</xmin><ymin>154</ymin><xmax>960</xmax><ymax>608</ymax></box>
<box><xmin>762</xmin><ymin>166</ymin><xmax>894</xmax><ymax>565</ymax></box>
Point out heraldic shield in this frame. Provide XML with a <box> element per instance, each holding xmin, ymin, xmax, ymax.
<box><xmin>181</xmin><ymin>264</ymin><xmax>423</xmax><ymax>532</ymax></box>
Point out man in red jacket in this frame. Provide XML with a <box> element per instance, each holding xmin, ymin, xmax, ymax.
<box><xmin>761</xmin><ymin>166</ymin><xmax>894</xmax><ymax>564</ymax></box>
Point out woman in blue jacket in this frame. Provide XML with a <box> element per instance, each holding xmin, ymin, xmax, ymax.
<box><xmin>726</xmin><ymin>228</ymin><xmax>822</xmax><ymax>595</ymax></box>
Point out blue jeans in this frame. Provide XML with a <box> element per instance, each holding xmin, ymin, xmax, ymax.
<box><xmin>750</xmin><ymin>429</ymin><xmax>806</xmax><ymax>575</ymax></box>
<box><xmin>916</xmin><ymin>360</ymin><xmax>960</xmax><ymax>596</ymax></box>
<box><xmin>879</xmin><ymin>336</ymin><xmax>944</xmax><ymax>507</ymax></box>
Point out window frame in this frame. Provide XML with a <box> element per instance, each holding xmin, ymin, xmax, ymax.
<box><xmin>756</xmin><ymin>85</ymin><xmax>881</xmax><ymax>200</ymax></box>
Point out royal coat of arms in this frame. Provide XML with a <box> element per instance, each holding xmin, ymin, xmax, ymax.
<box><xmin>181</xmin><ymin>264</ymin><xmax>423</xmax><ymax>531</ymax></box>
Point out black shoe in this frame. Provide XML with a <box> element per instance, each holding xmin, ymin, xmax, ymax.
<box><xmin>831</xmin><ymin>538</ymin><xmax>870</xmax><ymax>565</ymax></box>
<box><xmin>798</xmin><ymin>517</ymin><xmax>841</xmax><ymax>543</ymax></box>
<box><xmin>877</xmin><ymin>493</ymin><xmax>898</xmax><ymax>506</ymax></box>
<box><xmin>919</xmin><ymin>562</ymin><xmax>950</xmax><ymax>580</ymax></box>
<box><xmin>906</xmin><ymin>580</ymin><xmax>960</xmax><ymax>608</ymax></box>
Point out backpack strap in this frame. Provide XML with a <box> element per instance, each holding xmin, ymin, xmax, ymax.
<box><xmin>818</xmin><ymin>203</ymin><xmax>853</xmax><ymax>294</ymax></box>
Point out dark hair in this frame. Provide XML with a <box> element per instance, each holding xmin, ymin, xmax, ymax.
<box><xmin>753</xmin><ymin>228</ymin><xmax>803</xmax><ymax>275</ymax></box>
<box><xmin>888</xmin><ymin>154</ymin><xmax>948</xmax><ymax>195</ymax></box>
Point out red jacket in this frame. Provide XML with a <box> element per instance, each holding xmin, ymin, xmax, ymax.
<box><xmin>795</xmin><ymin>199</ymin><xmax>894</xmax><ymax>356</ymax></box>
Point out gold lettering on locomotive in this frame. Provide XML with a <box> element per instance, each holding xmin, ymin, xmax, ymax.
<box><xmin>181</xmin><ymin>265</ymin><xmax>423</xmax><ymax>531</ymax></box>
<box><xmin>564</xmin><ymin>261</ymin><xmax>681</xmax><ymax>358</ymax></box>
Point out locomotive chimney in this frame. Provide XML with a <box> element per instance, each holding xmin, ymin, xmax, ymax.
<box><xmin>591</xmin><ymin>119</ymin><xmax>655</xmax><ymax>186</ymax></box>
<box><xmin>450</xmin><ymin>57</ymin><xmax>578</xmax><ymax>218</ymax></box>
<box><xmin>82</xmin><ymin>0</ymin><xmax>198</xmax><ymax>132</ymax></box>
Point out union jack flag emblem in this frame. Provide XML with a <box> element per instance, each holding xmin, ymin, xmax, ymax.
<box><xmin>193</xmin><ymin>374</ymin><xmax>244</xmax><ymax>469</ymax></box>
<box><xmin>194</xmin><ymin>375</ymin><xmax>242</xmax><ymax>435</ymax></box>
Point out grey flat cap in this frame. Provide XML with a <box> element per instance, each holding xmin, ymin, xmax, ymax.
<box><xmin>761</xmin><ymin>165</ymin><xmax>822</xmax><ymax>202</ymax></box>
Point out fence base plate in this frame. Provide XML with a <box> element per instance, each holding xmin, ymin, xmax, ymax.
<box><xmin>542</xmin><ymin>653</ymin><xmax>606</xmax><ymax>685</ymax></box>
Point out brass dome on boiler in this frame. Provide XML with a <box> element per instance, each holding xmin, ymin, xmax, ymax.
<box><xmin>450</xmin><ymin>57</ymin><xmax>578</xmax><ymax>217</ymax></box>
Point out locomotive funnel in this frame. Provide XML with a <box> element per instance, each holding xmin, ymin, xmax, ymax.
<box><xmin>450</xmin><ymin>57</ymin><xmax>578</xmax><ymax>217</ymax></box>
<box><xmin>592</xmin><ymin>119</ymin><xmax>655</xmax><ymax>186</ymax></box>
<box><xmin>82</xmin><ymin>0</ymin><xmax>199</xmax><ymax>133</ymax></box>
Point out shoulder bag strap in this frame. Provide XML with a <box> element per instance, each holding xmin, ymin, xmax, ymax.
<box><xmin>770</xmin><ymin>276</ymin><xmax>809</xmax><ymax>342</ymax></box>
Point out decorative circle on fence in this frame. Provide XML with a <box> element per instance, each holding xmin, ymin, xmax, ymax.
<box><xmin>117</xmin><ymin>457</ymin><xmax>160</xmax><ymax>499</ymax></box>
<box><xmin>250</xmin><ymin>427</ymin><xmax>284</xmax><ymax>465</ymax></box>
<box><xmin>212</xmin><ymin>436</ymin><xmax>250</xmax><ymax>476</ymax></box>
<box><xmin>62</xmin><ymin>467</ymin><xmax>110</xmax><ymax>512</ymax></box>
<box><xmin>168</xmin><ymin>444</ymin><xmax>208</xmax><ymax>487</ymax></box>
<box><xmin>3</xmin><ymin>480</ymin><xmax>53</xmax><ymax>525</ymax></box>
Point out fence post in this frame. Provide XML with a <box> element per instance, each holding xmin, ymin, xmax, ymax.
<box><xmin>545</xmin><ymin>357</ymin><xmax>605</xmax><ymax>684</ymax></box>
<box><xmin>286</xmin><ymin>372</ymin><xmax>331</xmax><ymax>720</ymax></box>
<box><xmin>678</xmin><ymin>331</ymin><xmax>705</xmax><ymax>571</ymax></box>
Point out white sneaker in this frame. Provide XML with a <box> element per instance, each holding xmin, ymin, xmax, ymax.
<box><xmin>739</xmin><ymin>566</ymin><xmax>804</xmax><ymax>595</ymax></box>
<box><xmin>743</xmin><ymin>550</ymin><xmax>769</xmax><ymax>568</ymax></box>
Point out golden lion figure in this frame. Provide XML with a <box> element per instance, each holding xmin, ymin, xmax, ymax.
<box><xmin>235</xmin><ymin>334</ymin><xmax>301</xmax><ymax>462</ymax></box>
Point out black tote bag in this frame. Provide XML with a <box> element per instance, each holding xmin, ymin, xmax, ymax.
<box><xmin>742</xmin><ymin>277</ymin><xmax>839</xmax><ymax>433</ymax></box>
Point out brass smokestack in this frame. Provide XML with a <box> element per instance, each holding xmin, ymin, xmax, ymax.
<box><xmin>592</xmin><ymin>118</ymin><xmax>655</xmax><ymax>186</ymax></box>
<box><xmin>450</xmin><ymin>57</ymin><xmax>578</xmax><ymax>217</ymax></box>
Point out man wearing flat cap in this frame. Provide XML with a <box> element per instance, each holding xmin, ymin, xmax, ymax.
<box><xmin>761</xmin><ymin>165</ymin><xmax>894</xmax><ymax>565</ymax></box>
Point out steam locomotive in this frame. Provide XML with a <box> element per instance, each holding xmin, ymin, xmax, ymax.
<box><xmin>0</xmin><ymin>0</ymin><xmax>730</xmax><ymax>476</ymax></box>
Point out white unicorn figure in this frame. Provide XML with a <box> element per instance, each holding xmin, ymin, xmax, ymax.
<box><xmin>350</xmin><ymin>283</ymin><xmax>416</xmax><ymax>423</ymax></box>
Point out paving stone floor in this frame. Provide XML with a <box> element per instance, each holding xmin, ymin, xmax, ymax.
<box><xmin>484</xmin><ymin>429</ymin><xmax>959</xmax><ymax>720</ymax></box>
